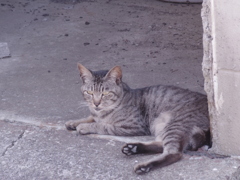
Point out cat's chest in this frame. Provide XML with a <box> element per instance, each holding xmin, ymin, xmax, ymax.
<box><xmin>92</xmin><ymin>110</ymin><xmax>114</xmax><ymax>123</ymax></box>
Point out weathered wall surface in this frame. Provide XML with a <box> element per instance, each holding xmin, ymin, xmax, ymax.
<box><xmin>202</xmin><ymin>0</ymin><xmax>240</xmax><ymax>155</ymax></box>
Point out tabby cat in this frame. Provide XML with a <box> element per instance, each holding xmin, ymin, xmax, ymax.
<box><xmin>65</xmin><ymin>64</ymin><xmax>211</xmax><ymax>174</ymax></box>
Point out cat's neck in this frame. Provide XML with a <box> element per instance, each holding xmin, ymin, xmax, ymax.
<box><xmin>122</xmin><ymin>81</ymin><xmax>131</xmax><ymax>92</ymax></box>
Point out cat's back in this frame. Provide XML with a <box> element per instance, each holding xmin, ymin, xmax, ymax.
<box><xmin>129</xmin><ymin>84</ymin><xmax>208</xmax><ymax>119</ymax></box>
<box><xmin>137</xmin><ymin>84</ymin><xmax>206</xmax><ymax>105</ymax></box>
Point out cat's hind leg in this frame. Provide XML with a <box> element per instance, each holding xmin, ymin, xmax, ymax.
<box><xmin>65</xmin><ymin>116</ymin><xmax>94</xmax><ymax>131</ymax></box>
<box><xmin>133</xmin><ymin>135</ymin><xmax>185</xmax><ymax>174</ymax></box>
<box><xmin>134</xmin><ymin>150</ymin><xmax>182</xmax><ymax>174</ymax></box>
<box><xmin>122</xmin><ymin>141</ymin><xmax>163</xmax><ymax>156</ymax></box>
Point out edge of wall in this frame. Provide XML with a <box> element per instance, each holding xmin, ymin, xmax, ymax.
<box><xmin>201</xmin><ymin>0</ymin><xmax>240</xmax><ymax>156</ymax></box>
<box><xmin>201</xmin><ymin>0</ymin><xmax>217</xmax><ymax>153</ymax></box>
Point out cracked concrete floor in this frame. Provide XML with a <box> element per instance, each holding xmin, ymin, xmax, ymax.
<box><xmin>0</xmin><ymin>0</ymin><xmax>240</xmax><ymax>179</ymax></box>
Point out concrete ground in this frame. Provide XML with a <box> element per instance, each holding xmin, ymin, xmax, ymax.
<box><xmin>0</xmin><ymin>0</ymin><xmax>239</xmax><ymax>179</ymax></box>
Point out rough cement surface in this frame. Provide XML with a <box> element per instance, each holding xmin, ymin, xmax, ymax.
<box><xmin>1</xmin><ymin>120</ymin><xmax>240</xmax><ymax>180</ymax></box>
<box><xmin>0</xmin><ymin>42</ymin><xmax>10</xmax><ymax>59</ymax></box>
<box><xmin>0</xmin><ymin>0</ymin><xmax>239</xmax><ymax>179</ymax></box>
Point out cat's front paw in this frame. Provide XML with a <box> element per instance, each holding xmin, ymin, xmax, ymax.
<box><xmin>65</xmin><ymin>120</ymin><xmax>78</xmax><ymax>131</ymax></box>
<box><xmin>76</xmin><ymin>124</ymin><xmax>91</xmax><ymax>135</ymax></box>
<box><xmin>134</xmin><ymin>163</ymin><xmax>152</xmax><ymax>174</ymax></box>
<box><xmin>122</xmin><ymin>143</ymin><xmax>138</xmax><ymax>156</ymax></box>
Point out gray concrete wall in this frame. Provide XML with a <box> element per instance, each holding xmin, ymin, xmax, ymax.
<box><xmin>202</xmin><ymin>0</ymin><xmax>240</xmax><ymax>155</ymax></box>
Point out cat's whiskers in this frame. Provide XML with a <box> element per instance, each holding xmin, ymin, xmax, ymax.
<box><xmin>77</xmin><ymin>101</ymin><xmax>88</xmax><ymax>110</ymax></box>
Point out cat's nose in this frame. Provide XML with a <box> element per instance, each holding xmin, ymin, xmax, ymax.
<box><xmin>94</xmin><ymin>101</ymin><xmax>101</xmax><ymax>107</ymax></box>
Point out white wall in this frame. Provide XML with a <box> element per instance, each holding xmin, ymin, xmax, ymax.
<box><xmin>202</xmin><ymin>0</ymin><xmax>240</xmax><ymax>155</ymax></box>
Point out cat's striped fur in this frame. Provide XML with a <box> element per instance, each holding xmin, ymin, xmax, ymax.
<box><xmin>65</xmin><ymin>64</ymin><xmax>211</xmax><ymax>174</ymax></box>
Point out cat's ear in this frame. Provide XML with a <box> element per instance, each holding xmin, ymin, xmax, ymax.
<box><xmin>105</xmin><ymin>66</ymin><xmax>122</xmax><ymax>85</ymax></box>
<box><xmin>77</xmin><ymin>63</ymin><xmax>93</xmax><ymax>83</ymax></box>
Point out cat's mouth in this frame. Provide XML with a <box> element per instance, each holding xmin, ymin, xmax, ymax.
<box><xmin>94</xmin><ymin>107</ymin><xmax>101</xmax><ymax>111</ymax></box>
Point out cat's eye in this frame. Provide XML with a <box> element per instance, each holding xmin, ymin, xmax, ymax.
<box><xmin>102</xmin><ymin>91</ymin><xmax>110</xmax><ymax>96</ymax></box>
<box><xmin>86</xmin><ymin>90</ymin><xmax>94</xmax><ymax>95</ymax></box>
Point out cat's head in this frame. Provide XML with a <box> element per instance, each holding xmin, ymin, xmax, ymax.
<box><xmin>77</xmin><ymin>63</ymin><xmax>123</xmax><ymax>111</ymax></box>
